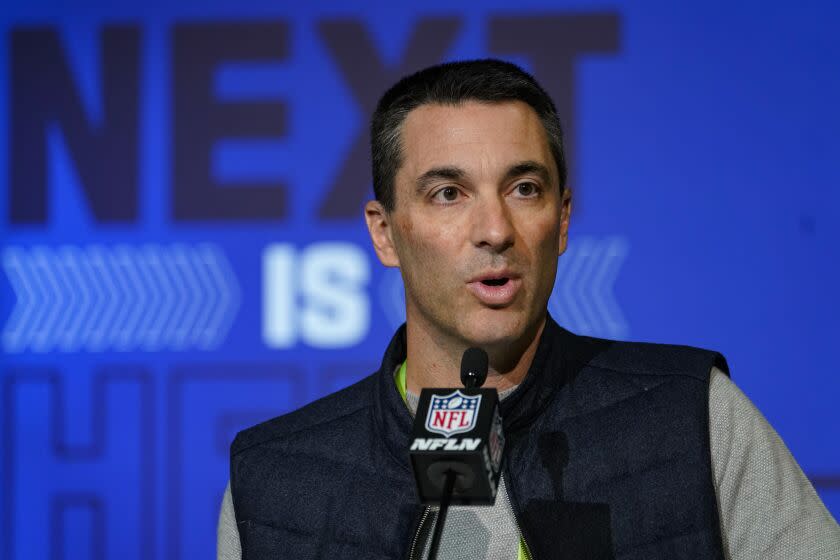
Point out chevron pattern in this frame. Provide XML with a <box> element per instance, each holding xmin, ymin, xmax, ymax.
<box><xmin>377</xmin><ymin>236</ymin><xmax>629</xmax><ymax>339</ymax></box>
<box><xmin>2</xmin><ymin>244</ymin><xmax>241</xmax><ymax>353</ymax></box>
<box><xmin>548</xmin><ymin>236</ymin><xmax>629</xmax><ymax>339</ymax></box>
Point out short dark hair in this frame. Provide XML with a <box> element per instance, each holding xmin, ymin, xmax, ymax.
<box><xmin>370</xmin><ymin>59</ymin><xmax>567</xmax><ymax>212</ymax></box>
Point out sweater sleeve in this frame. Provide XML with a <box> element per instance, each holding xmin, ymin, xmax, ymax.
<box><xmin>709</xmin><ymin>367</ymin><xmax>840</xmax><ymax>559</ymax></box>
<box><xmin>217</xmin><ymin>481</ymin><xmax>242</xmax><ymax>560</ymax></box>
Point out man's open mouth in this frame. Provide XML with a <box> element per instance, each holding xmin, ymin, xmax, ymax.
<box><xmin>467</xmin><ymin>275</ymin><xmax>521</xmax><ymax>306</ymax></box>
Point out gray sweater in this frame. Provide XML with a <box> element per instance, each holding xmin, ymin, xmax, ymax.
<box><xmin>217</xmin><ymin>368</ymin><xmax>840</xmax><ymax>559</ymax></box>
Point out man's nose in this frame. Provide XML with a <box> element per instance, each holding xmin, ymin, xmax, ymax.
<box><xmin>470</xmin><ymin>194</ymin><xmax>515</xmax><ymax>252</ymax></box>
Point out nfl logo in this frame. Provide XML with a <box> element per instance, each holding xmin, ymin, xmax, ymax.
<box><xmin>425</xmin><ymin>390</ymin><xmax>482</xmax><ymax>437</ymax></box>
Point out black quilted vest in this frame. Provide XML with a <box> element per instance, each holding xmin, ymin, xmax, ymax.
<box><xmin>231</xmin><ymin>316</ymin><xmax>728</xmax><ymax>559</ymax></box>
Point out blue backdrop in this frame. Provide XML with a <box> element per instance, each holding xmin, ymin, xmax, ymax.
<box><xmin>1</xmin><ymin>1</ymin><xmax>838</xmax><ymax>558</ymax></box>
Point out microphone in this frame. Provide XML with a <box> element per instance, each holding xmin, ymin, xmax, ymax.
<box><xmin>409</xmin><ymin>347</ymin><xmax>505</xmax><ymax>506</ymax></box>
<box><xmin>460</xmin><ymin>346</ymin><xmax>488</xmax><ymax>388</ymax></box>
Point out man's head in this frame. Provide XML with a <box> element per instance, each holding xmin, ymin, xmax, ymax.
<box><xmin>371</xmin><ymin>59</ymin><xmax>567</xmax><ymax>212</ymax></box>
<box><xmin>365</xmin><ymin>59</ymin><xmax>572</xmax><ymax>359</ymax></box>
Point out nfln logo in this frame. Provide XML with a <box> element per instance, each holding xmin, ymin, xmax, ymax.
<box><xmin>425</xmin><ymin>390</ymin><xmax>481</xmax><ymax>437</ymax></box>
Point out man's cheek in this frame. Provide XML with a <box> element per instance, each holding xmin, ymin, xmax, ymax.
<box><xmin>412</xmin><ymin>241</ymin><xmax>448</xmax><ymax>270</ymax></box>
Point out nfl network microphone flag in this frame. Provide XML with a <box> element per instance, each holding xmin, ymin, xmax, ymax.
<box><xmin>410</xmin><ymin>387</ymin><xmax>504</xmax><ymax>505</ymax></box>
<box><xmin>427</xmin><ymin>390</ymin><xmax>481</xmax><ymax>437</ymax></box>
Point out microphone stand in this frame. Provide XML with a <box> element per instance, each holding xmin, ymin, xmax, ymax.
<box><xmin>427</xmin><ymin>469</ymin><xmax>457</xmax><ymax>560</ymax></box>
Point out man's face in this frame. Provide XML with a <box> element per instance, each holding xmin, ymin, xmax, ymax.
<box><xmin>367</xmin><ymin>100</ymin><xmax>571</xmax><ymax>350</ymax></box>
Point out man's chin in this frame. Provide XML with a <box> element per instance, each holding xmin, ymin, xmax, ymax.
<box><xmin>458</xmin><ymin>308</ymin><xmax>536</xmax><ymax>349</ymax></box>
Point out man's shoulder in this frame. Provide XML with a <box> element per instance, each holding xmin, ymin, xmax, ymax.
<box><xmin>558</xmin><ymin>325</ymin><xmax>729</xmax><ymax>382</ymax></box>
<box><xmin>231</xmin><ymin>370</ymin><xmax>378</xmax><ymax>458</ymax></box>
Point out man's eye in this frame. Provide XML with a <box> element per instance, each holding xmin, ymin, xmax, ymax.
<box><xmin>433</xmin><ymin>186</ymin><xmax>461</xmax><ymax>202</ymax></box>
<box><xmin>515</xmin><ymin>182</ymin><xmax>539</xmax><ymax>197</ymax></box>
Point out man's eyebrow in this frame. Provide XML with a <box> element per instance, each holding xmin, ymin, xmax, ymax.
<box><xmin>503</xmin><ymin>161</ymin><xmax>552</xmax><ymax>185</ymax></box>
<box><xmin>415</xmin><ymin>166</ymin><xmax>467</xmax><ymax>192</ymax></box>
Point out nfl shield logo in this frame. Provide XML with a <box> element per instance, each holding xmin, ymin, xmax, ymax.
<box><xmin>425</xmin><ymin>390</ymin><xmax>482</xmax><ymax>437</ymax></box>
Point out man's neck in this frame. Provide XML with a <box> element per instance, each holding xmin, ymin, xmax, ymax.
<box><xmin>403</xmin><ymin>314</ymin><xmax>547</xmax><ymax>394</ymax></box>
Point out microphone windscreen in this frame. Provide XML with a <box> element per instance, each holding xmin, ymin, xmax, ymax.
<box><xmin>460</xmin><ymin>347</ymin><xmax>489</xmax><ymax>388</ymax></box>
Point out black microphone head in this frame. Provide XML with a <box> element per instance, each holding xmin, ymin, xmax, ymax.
<box><xmin>460</xmin><ymin>347</ymin><xmax>489</xmax><ymax>388</ymax></box>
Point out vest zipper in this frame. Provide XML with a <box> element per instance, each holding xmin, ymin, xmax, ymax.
<box><xmin>502</xmin><ymin>472</ymin><xmax>535</xmax><ymax>560</ymax></box>
<box><xmin>407</xmin><ymin>476</ymin><xmax>535</xmax><ymax>560</ymax></box>
<box><xmin>408</xmin><ymin>505</ymin><xmax>435</xmax><ymax>560</ymax></box>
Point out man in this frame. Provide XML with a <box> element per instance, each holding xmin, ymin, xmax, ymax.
<box><xmin>218</xmin><ymin>59</ymin><xmax>840</xmax><ymax>559</ymax></box>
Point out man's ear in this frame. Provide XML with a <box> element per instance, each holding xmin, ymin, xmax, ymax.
<box><xmin>558</xmin><ymin>188</ymin><xmax>572</xmax><ymax>256</ymax></box>
<box><xmin>365</xmin><ymin>200</ymin><xmax>400</xmax><ymax>267</ymax></box>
